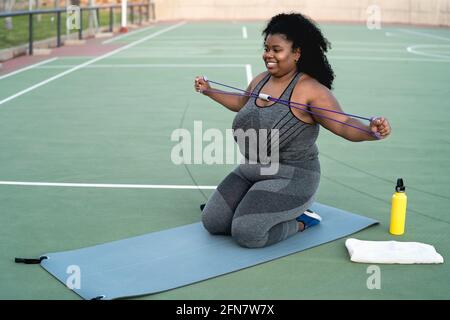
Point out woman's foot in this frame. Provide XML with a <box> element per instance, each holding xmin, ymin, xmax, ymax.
<box><xmin>296</xmin><ymin>209</ymin><xmax>322</xmax><ymax>232</ymax></box>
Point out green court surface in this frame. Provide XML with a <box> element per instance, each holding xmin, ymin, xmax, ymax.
<box><xmin>0</xmin><ymin>21</ymin><xmax>449</xmax><ymax>300</ymax></box>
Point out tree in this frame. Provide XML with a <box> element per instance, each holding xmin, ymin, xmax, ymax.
<box><xmin>4</xmin><ymin>0</ymin><xmax>17</xmax><ymax>30</ymax></box>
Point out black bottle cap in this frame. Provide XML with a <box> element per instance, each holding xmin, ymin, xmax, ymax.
<box><xmin>395</xmin><ymin>178</ymin><xmax>406</xmax><ymax>192</ymax></box>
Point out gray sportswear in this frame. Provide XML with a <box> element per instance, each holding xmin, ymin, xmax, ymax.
<box><xmin>202</xmin><ymin>72</ymin><xmax>321</xmax><ymax>248</ymax></box>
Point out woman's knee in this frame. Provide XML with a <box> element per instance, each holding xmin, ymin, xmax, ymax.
<box><xmin>231</xmin><ymin>217</ymin><xmax>268</xmax><ymax>248</ymax></box>
<box><xmin>201</xmin><ymin>205</ymin><xmax>232</xmax><ymax>235</ymax></box>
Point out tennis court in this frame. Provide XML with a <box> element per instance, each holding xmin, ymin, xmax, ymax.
<box><xmin>0</xmin><ymin>20</ymin><xmax>449</xmax><ymax>299</ymax></box>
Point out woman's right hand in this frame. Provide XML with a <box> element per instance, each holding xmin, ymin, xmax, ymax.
<box><xmin>194</xmin><ymin>76</ymin><xmax>210</xmax><ymax>94</ymax></box>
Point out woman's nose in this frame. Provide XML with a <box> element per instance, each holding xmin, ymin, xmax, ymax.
<box><xmin>263</xmin><ymin>52</ymin><xmax>272</xmax><ymax>59</ymax></box>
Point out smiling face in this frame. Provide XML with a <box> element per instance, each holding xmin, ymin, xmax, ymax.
<box><xmin>263</xmin><ymin>33</ymin><xmax>301</xmax><ymax>77</ymax></box>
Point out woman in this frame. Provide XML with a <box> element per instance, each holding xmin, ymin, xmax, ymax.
<box><xmin>194</xmin><ymin>13</ymin><xmax>391</xmax><ymax>248</ymax></box>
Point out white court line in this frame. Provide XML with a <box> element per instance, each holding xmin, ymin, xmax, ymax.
<box><xmin>138</xmin><ymin>39</ymin><xmax>414</xmax><ymax>46</ymax></box>
<box><xmin>333</xmin><ymin>41</ymin><xmax>412</xmax><ymax>46</ymax></box>
<box><xmin>137</xmin><ymin>43</ymin><xmax>259</xmax><ymax>47</ymax></box>
<box><xmin>102</xmin><ymin>54</ymin><xmax>450</xmax><ymax>62</ymax></box>
<box><xmin>157</xmin><ymin>36</ymin><xmax>248</xmax><ymax>40</ymax></box>
<box><xmin>102</xmin><ymin>25</ymin><xmax>155</xmax><ymax>44</ymax></box>
<box><xmin>123</xmin><ymin>47</ymin><xmax>259</xmax><ymax>51</ymax></box>
<box><xmin>242</xmin><ymin>26</ymin><xmax>248</xmax><ymax>39</ymax></box>
<box><xmin>245</xmin><ymin>64</ymin><xmax>252</xmax><ymax>85</ymax></box>
<box><xmin>331</xmin><ymin>48</ymin><xmax>407</xmax><ymax>53</ymax></box>
<box><xmin>35</xmin><ymin>63</ymin><xmax>248</xmax><ymax>69</ymax></box>
<box><xmin>0</xmin><ymin>180</ymin><xmax>217</xmax><ymax>190</ymax></box>
<box><xmin>0</xmin><ymin>57</ymin><xmax>58</xmax><ymax>80</ymax></box>
<box><xmin>144</xmin><ymin>39</ymin><xmax>261</xmax><ymax>43</ymax></box>
<box><xmin>119</xmin><ymin>46</ymin><xmax>406</xmax><ymax>52</ymax></box>
<box><xmin>116</xmin><ymin>54</ymin><xmax>259</xmax><ymax>58</ymax></box>
<box><xmin>329</xmin><ymin>55</ymin><xmax>450</xmax><ymax>62</ymax></box>
<box><xmin>399</xmin><ymin>29</ymin><xmax>450</xmax><ymax>42</ymax></box>
<box><xmin>406</xmin><ymin>44</ymin><xmax>450</xmax><ymax>60</ymax></box>
<box><xmin>0</xmin><ymin>21</ymin><xmax>186</xmax><ymax>107</ymax></box>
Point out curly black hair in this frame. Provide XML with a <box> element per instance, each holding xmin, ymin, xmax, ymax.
<box><xmin>262</xmin><ymin>12</ymin><xmax>335</xmax><ymax>90</ymax></box>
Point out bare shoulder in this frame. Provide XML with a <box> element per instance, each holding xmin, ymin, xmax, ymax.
<box><xmin>289</xmin><ymin>74</ymin><xmax>338</xmax><ymax>124</ymax></box>
<box><xmin>294</xmin><ymin>74</ymin><xmax>331</xmax><ymax>100</ymax></box>
<box><xmin>248</xmin><ymin>71</ymin><xmax>269</xmax><ymax>91</ymax></box>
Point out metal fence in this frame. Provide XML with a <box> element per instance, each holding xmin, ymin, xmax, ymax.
<box><xmin>0</xmin><ymin>1</ymin><xmax>155</xmax><ymax>55</ymax></box>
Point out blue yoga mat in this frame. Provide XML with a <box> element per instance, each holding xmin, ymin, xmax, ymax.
<box><xmin>40</xmin><ymin>202</ymin><xmax>378</xmax><ymax>300</ymax></box>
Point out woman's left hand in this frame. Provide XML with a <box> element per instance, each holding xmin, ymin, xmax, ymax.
<box><xmin>370</xmin><ymin>117</ymin><xmax>391</xmax><ymax>139</ymax></box>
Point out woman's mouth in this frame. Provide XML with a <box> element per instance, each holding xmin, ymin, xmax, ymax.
<box><xmin>266</xmin><ymin>62</ymin><xmax>277</xmax><ymax>68</ymax></box>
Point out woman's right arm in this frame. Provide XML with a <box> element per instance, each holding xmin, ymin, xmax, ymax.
<box><xmin>194</xmin><ymin>74</ymin><xmax>265</xmax><ymax>112</ymax></box>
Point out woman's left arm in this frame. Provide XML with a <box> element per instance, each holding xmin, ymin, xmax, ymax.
<box><xmin>307</xmin><ymin>83</ymin><xmax>391</xmax><ymax>142</ymax></box>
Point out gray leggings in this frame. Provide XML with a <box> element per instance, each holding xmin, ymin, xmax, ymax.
<box><xmin>201</xmin><ymin>163</ymin><xmax>320</xmax><ymax>248</ymax></box>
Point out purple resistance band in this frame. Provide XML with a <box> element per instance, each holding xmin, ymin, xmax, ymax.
<box><xmin>201</xmin><ymin>78</ymin><xmax>381</xmax><ymax>139</ymax></box>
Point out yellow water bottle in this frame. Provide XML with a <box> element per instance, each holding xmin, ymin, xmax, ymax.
<box><xmin>389</xmin><ymin>178</ymin><xmax>407</xmax><ymax>235</ymax></box>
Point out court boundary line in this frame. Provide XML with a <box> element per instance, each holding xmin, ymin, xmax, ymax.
<box><xmin>120</xmin><ymin>47</ymin><xmax>418</xmax><ymax>53</ymax></box>
<box><xmin>35</xmin><ymin>63</ymin><xmax>249</xmax><ymax>69</ymax></box>
<box><xmin>0</xmin><ymin>21</ymin><xmax>186</xmax><ymax>107</ymax></box>
<box><xmin>245</xmin><ymin>64</ymin><xmax>252</xmax><ymax>85</ymax></box>
<box><xmin>331</xmin><ymin>48</ymin><xmax>413</xmax><ymax>52</ymax></box>
<box><xmin>102</xmin><ymin>25</ymin><xmax>156</xmax><ymax>44</ymax></box>
<box><xmin>0</xmin><ymin>180</ymin><xmax>217</xmax><ymax>189</ymax></box>
<box><xmin>330</xmin><ymin>55</ymin><xmax>450</xmax><ymax>62</ymax></box>
<box><xmin>242</xmin><ymin>26</ymin><xmax>248</xmax><ymax>39</ymax></box>
<box><xmin>96</xmin><ymin>54</ymin><xmax>450</xmax><ymax>62</ymax></box>
<box><xmin>398</xmin><ymin>28</ymin><xmax>450</xmax><ymax>42</ymax></box>
<box><xmin>0</xmin><ymin>58</ymin><xmax>58</xmax><ymax>80</ymax></box>
<box><xmin>129</xmin><ymin>46</ymin><xmax>421</xmax><ymax>52</ymax></box>
<box><xmin>150</xmin><ymin>37</ymin><xmax>421</xmax><ymax>46</ymax></box>
<box><xmin>406</xmin><ymin>44</ymin><xmax>450</xmax><ymax>59</ymax></box>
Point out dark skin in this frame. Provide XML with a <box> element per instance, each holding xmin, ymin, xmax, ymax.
<box><xmin>195</xmin><ymin>33</ymin><xmax>391</xmax><ymax>231</ymax></box>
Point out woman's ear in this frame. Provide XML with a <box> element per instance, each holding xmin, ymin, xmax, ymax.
<box><xmin>294</xmin><ymin>47</ymin><xmax>301</xmax><ymax>62</ymax></box>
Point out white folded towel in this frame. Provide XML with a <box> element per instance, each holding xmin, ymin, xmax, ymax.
<box><xmin>345</xmin><ymin>238</ymin><xmax>444</xmax><ymax>264</ymax></box>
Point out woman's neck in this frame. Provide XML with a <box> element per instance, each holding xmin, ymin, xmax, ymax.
<box><xmin>271</xmin><ymin>69</ymin><xmax>298</xmax><ymax>83</ymax></box>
